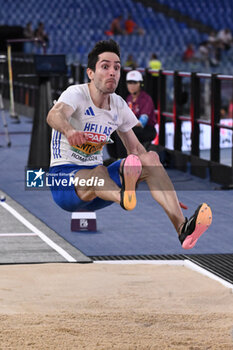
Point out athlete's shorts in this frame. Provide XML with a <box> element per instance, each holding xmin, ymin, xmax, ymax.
<box><xmin>49</xmin><ymin>160</ymin><xmax>122</xmax><ymax>212</ymax></box>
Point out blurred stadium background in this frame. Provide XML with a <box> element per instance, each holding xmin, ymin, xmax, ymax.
<box><xmin>0</xmin><ymin>0</ymin><xmax>233</xmax><ymax>184</ymax></box>
<box><xmin>0</xmin><ymin>0</ymin><xmax>233</xmax><ymax>71</ymax></box>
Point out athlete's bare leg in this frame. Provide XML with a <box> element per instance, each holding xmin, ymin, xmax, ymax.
<box><xmin>138</xmin><ymin>151</ymin><xmax>185</xmax><ymax>234</ymax></box>
<box><xmin>74</xmin><ymin>155</ymin><xmax>141</xmax><ymax>211</ymax></box>
<box><xmin>74</xmin><ymin>165</ymin><xmax>121</xmax><ymax>203</ymax></box>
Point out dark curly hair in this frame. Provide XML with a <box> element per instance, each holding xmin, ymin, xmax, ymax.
<box><xmin>87</xmin><ymin>39</ymin><xmax>121</xmax><ymax>71</ymax></box>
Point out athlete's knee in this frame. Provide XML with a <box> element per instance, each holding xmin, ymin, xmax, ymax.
<box><xmin>92</xmin><ymin>165</ymin><xmax>109</xmax><ymax>179</ymax></box>
<box><xmin>140</xmin><ymin>150</ymin><xmax>161</xmax><ymax>166</ymax></box>
<box><xmin>76</xmin><ymin>165</ymin><xmax>109</xmax><ymax>201</ymax></box>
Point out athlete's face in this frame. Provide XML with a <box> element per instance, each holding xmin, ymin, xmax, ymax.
<box><xmin>88</xmin><ymin>52</ymin><xmax>121</xmax><ymax>94</ymax></box>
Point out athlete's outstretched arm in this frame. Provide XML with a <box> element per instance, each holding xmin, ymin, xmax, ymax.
<box><xmin>47</xmin><ymin>102</ymin><xmax>88</xmax><ymax>146</ymax></box>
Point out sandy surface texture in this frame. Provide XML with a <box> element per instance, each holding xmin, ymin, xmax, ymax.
<box><xmin>0</xmin><ymin>263</ymin><xmax>233</xmax><ymax>350</ymax></box>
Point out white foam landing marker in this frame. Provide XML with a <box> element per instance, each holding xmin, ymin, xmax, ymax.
<box><xmin>71</xmin><ymin>211</ymin><xmax>97</xmax><ymax>232</ymax></box>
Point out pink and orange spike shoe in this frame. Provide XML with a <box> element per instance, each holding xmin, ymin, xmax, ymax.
<box><xmin>120</xmin><ymin>154</ymin><xmax>142</xmax><ymax>211</ymax></box>
<box><xmin>179</xmin><ymin>203</ymin><xmax>212</xmax><ymax>249</ymax></box>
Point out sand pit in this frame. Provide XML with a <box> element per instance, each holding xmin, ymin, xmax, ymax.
<box><xmin>0</xmin><ymin>263</ymin><xmax>233</xmax><ymax>349</ymax></box>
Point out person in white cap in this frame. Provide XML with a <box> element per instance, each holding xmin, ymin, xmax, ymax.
<box><xmin>107</xmin><ymin>70</ymin><xmax>156</xmax><ymax>159</ymax></box>
<box><xmin>126</xmin><ymin>70</ymin><xmax>156</xmax><ymax>144</ymax></box>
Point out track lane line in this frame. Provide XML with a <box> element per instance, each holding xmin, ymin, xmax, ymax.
<box><xmin>0</xmin><ymin>201</ymin><xmax>76</xmax><ymax>262</ymax></box>
<box><xmin>0</xmin><ymin>233</ymin><xmax>37</xmax><ymax>236</ymax></box>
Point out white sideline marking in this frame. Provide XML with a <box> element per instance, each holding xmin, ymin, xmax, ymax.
<box><xmin>184</xmin><ymin>259</ymin><xmax>233</xmax><ymax>291</ymax></box>
<box><xmin>94</xmin><ymin>260</ymin><xmax>184</xmax><ymax>265</ymax></box>
<box><xmin>0</xmin><ymin>201</ymin><xmax>76</xmax><ymax>262</ymax></box>
<box><xmin>0</xmin><ymin>233</ymin><xmax>37</xmax><ymax>237</ymax></box>
<box><xmin>94</xmin><ymin>260</ymin><xmax>233</xmax><ymax>290</ymax></box>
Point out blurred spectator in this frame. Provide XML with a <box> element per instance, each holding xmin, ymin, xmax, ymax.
<box><xmin>207</xmin><ymin>30</ymin><xmax>221</xmax><ymax>63</ymax></box>
<box><xmin>124</xmin><ymin>54</ymin><xmax>137</xmax><ymax>69</ymax></box>
<box><xmin>24</xmin><ymin>22</ymin><xmax>34</xmax><ymax>40</ymax></box>
<box><xmin>125</xmin><ymin>15</ymin><xmax>144</xmax><ymax>35</ymax></box>
<box><xmin>217</xmin><ymin>28</ymin><xmax>233</xmax><ymax>50</ymax></box>
<box><xmin>182</xmin><ymin>44</ymin><xmax>196</xmax><ymax>62</ymax></box>
<box><xmin>107</xmin><ymin>70</ymin><xmax>156</xmax><ymax>159</ymax></box>
<box><xmin>208</xmin><ymin>31</ymin><xmax>219</xmax><ymax>46</ymax></box>
<box><xmin>220</xmin><ymin>107</ymin><xmax>227</xmax><ymax>119</ymax></box>
<box><xmin>35</xmin><ymin>22</ymin><xmax>49</xmax><ymax>45</ymax></box>
<box><xmin>196</xmin><ymin>41</ymin><xmax>210</xmax><ymax>66</ymax></box>
<box><xmin>109</xmin><ymin>15</ymin><xmax>125</xmax><ymax>35</ymax></box>
<box><xmin>148</xmin><ymin>53</ymin><xmax>162</xmax><ymax>77</ymax></box>
<box><xmin>23</xmin><ymin>22</ymin><xmax>34</xmax><ymax>54</ymax></box>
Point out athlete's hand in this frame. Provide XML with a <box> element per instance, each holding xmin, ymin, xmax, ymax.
<box><xmin>65</xmin><ymin>130</ymin><xmax>89</xmax><ymax>147</ymax></box>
